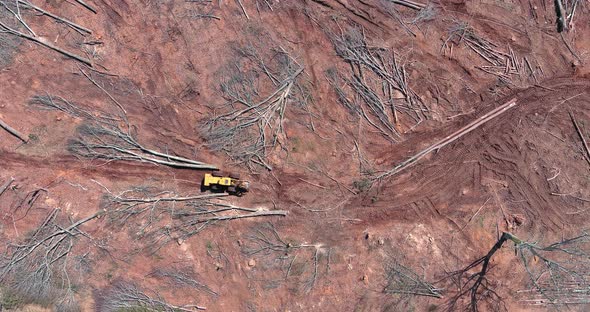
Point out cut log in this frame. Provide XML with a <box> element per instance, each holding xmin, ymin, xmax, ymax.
<box><xmin>0</xmin><ymin>118</ymin><xmax>27</xmax><ymax>143</ymax></box>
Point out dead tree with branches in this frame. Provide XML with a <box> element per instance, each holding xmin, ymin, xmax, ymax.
<box><xmin>149</xmin><ymin>266</ymin><xmax>218</xmax><ymax>296</ymax></box>
<box><xmin>444</xmin><ymin>232</ymin><xmax>590</xmax><ymax>311</ymax></box>
<box><xmin>98</xmin><ymin>281</ymin><xmax>206</xmax><ymax>311</ymax></box>
<box><xmin>202</xmin><ymin>42</ymin><xmax>311</xmax><ymax>171</ymax></box>
<box><xmin>242</xmin><ymin>222</ymin><xmax>328</xmax><ymax>292</ymax></box>
<box><xmin>29</xmin><ymin>93</ymin><xmax>217</xmax><ymax>170</ymax></box>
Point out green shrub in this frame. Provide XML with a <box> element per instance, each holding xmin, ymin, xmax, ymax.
<box><xmin>353</xmin><ymin>178</ymin><xmax>372</xmax><ymax>192</ymax></box>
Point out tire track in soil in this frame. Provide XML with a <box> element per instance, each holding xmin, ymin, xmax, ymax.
<box><xmin>350</xmin><ymin>78</ymin><xmax>590</xmax><ymax>232</ymax></box>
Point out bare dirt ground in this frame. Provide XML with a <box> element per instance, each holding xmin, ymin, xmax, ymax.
<box><xmin>1</xmin><ymin>0</ymin><xmax>590</xmax><ymax>311</ymax></box>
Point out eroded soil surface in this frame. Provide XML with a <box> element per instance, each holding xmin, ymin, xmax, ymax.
<box><xmin>1</xmin><ymin>0</ymin><xmax>590</xmax><ymax>311</ymax></box>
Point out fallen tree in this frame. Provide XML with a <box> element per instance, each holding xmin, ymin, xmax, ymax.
<box><xmin>29</xmin><ymin>93</ymin><xmax>217</xmax><ymax>170</ymax></box>
<box><xmin>444</xmin><ymin>231</ymin><xmax>590</xmax><ymax>310</ymax></box>
<box><xmin>202</xmin><ymin>41</ymin><xmax>312</xmax><ymax>171</ymax></box>
<box><xmin>327</xmin><ymin>27</ymin><xmax>428</xmax><ymax>141</ymax></box>
<box><xmin>242</xmin><ymin>222</ymin><xmax>328</xmax><ymax>292</ymax></box>
<box><xmin>69</xmin><ymin>123</ymin><xmax>218</xmax><ymax>170</ymax></box>
<box><xmin>98</xmin><ymin>282</ymin><xmax>206</xmax><ymax>311</ymax></box>
<box><xmin>0</xmin><ymin>208</ymin><xmax>100</xmax><ymax>310</ymax></box>
<box><xmin>102</xmin><ymin>187</ymin><xmax>288</xmax><ymax>253</ymax></box>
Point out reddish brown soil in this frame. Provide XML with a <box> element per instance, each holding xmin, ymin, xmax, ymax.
<box><xmin>1</xmin><ymin>0</ymin><xmax>590</xmax><ymax>311</ymax></box>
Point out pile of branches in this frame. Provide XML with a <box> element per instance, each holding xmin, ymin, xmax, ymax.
<box><xmin>242</xmin><ymin>223</ymin><xmax>328</xmax><ymax>292</ymax></box>
<box><xmin>102</xmin><ymin>187</ymin><xmax>287</xmax><ymax>253</ymax></box>
<box><xmin>443</xmin><ymin>21</ymin><xmax>540</xmax><ymax>87</ymax></box>
<box><xmin>202</xmin><ymin>42</ymin><xmax>311</xmax><ymax>170</ymax></box>
<box><xmin>327</xmin><ymin>27</ymin><xmax>428</xmax><ymax>141</ymax></box>
<box><xmin>0</xmin><ymin>5</ymin><xmax>21</xmax><ymax>68</ymax></box>
<box><xmin>0</xmin><ymin>208</ymin><xmax>100</xmax><ymax>311</ymax></box>
<box><xmin>29</xmin><ymin>94</ymin><xmax>217</xmax><ymax>170</ymax></box>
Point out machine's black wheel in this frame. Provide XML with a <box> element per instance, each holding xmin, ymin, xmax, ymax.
<box><xmin>229</xmin><ymin>173</ymin><xmax>241</xmax><ymax>179</ymax></box>
<box><xmin>227</xmin><ymin>186</ymin><xmax>237</xmax><ymax>194</ymax></box>
<box><xmin>212</xmin><ymin>171</ymin><xmax>223</xmax><ymax>177</ymax></box>
<box><xmin>237</xmin><ymin>186</ymin><xmax>248</xmax><ymax>193</ymax></box>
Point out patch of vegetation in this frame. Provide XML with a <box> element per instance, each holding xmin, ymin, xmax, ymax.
<box><xmin>353</xmin><ymin>178</ymin><xmax>372</xmax><ymax>193</ymax></box>
<box><xmin>0</xmin><ymin>288</ymin><xmax>23</xmax><ymax>309</ymax></box>
<box><xmin>290</xmin><ymin>137</ymin><xmax>300</xmax><ymax>152</ymax></box>
<box><xmin>28</xmin><ymin>133</ymin><xmax>39</xmax><ymax>142</ymax></box>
